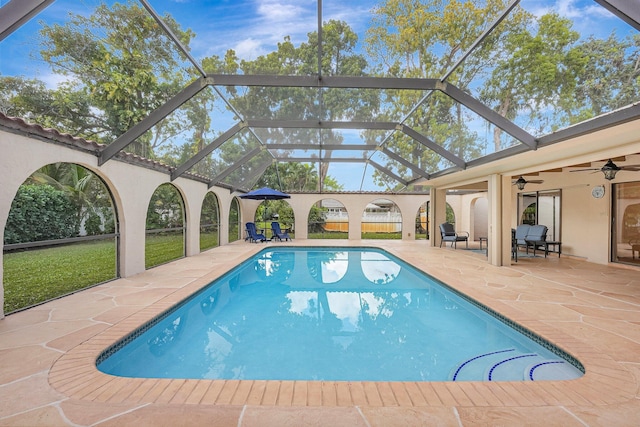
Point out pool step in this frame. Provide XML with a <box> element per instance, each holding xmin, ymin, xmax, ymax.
<box><xmin>451</xmin><ymin>349</ymin><xmax>571</xmax><ymax>381</ymax></box>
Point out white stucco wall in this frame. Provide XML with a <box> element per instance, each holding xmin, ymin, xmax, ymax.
<box><xmin>3</xmin><ymin>115</ymin><xmax>640</xmax><ymax>318</ymax></box>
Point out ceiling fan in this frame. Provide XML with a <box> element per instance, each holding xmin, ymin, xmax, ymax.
<box><xmin>570</xmin><ymin>159</ymin><xmax>640</xmax><ymax>180</ymax></box>
<box><xmin>513</xmin><ymin>176</ymin><xmax>544</xmax><ymax>190</ymax></box>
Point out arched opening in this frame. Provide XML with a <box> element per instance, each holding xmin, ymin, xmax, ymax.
<box><xmin>415</xmin><ymin>201</ymin><xmax>429</xmax><ymax>240</ymax></box>
<box><xmin>255</xmin><ymin>199</ymin><xmax>294</xmax><ymax>239</ymax></box>
<box><xmin>145</xmin><ymin>183</ymin><xmax>185</xmax><ymax>268</ymax></box>
<box><xmin>445</xmin><ymin>203</ymin><xmax>456</xmax><ymax>225</ymax></box>
<box><xmin>519</xmin><ymin>193</ymin><xmax>537</xmax><ymax>225</ymax></box>
<box><xmin>228</xmin><ymin>197</ymin><xmax>241</xmax><ymax>243</ymax></box>
<box><xmin>308</xmin><ymin>199</ymin><xmax>348</xmax><ymax>239</ymax></box>
<box><xmin>472</xmin><ymin>197</ymin><xmax>488</xmax><ymax>241</ymax></box>
<box><xmin>3</xmin><ymin>163</ymin><xmax>118</xmax><ymax>314</ymax></box>
<box><xmin>200</xmin><ymin>192</ymin><xmax>220</xmax><ymax>251</ymax></box>
<box><xmin>361</xmin><ymin>198</ymin><xmax>402</xmax><ymax>239</ymax></box>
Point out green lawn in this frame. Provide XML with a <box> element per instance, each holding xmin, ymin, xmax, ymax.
<box><xmin>145</xmin><ymin>232</ymin><xmax>185</xmax><ymax>268</ymax></box>
<box><xmin>3</xmin><ymin>240</ymin><xmax>117</xmax><ymax>313</ymax></box>
<box><xmin>200</xmin><ymin>230</ymin><xmax>219</xmax><ymax>251</ymax></box>
<box><xmin>308</xmin><ymin>231</ymin><xmax>348</xmax><ymax>239</ymax></box>
<box><xmin>361</xmin><ymin>232</ymin><xmax>402</xmax><ymax>239</ymax></box>
<box><xmin>3</xmin><ymin>233</ymin><xmax>188</xmax><ymax>313</ymax></box>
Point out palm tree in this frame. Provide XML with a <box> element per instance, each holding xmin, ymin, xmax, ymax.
<box><xmin>29</xmin><ymin>163</ymin><xmax>114</xmax><ymax>235</ymax></box>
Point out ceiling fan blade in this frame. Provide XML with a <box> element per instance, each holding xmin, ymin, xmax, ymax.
<box><xmin>512</xmin><ymin>177</ymin><xmax>544</xmax><ymax>186</ymax></box>
<box><xmin>570</xmin><ymin>168</ymin><xmax>600</xmax><ymax>172</ymax></box>
<box><xmin>620</xmin><ymin>166</ymin><xmax>640</xmax><ymax>171</ymax></box>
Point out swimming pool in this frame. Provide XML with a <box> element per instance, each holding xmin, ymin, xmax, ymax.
<box><xmin>97</xmin><ymin>247</ymin><xmax>584</xmax><ymax>382</ymax></box>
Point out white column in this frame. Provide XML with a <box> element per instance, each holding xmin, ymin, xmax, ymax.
<box><xmin>430</xmin><ymin>188</ymin><xmax>447</xmax><ymax>247</ymax></box>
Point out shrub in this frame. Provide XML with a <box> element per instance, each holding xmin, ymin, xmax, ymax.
<box><xmin>4</xmin><ymin>184</ymin><xmax>79</xmax><ymax>244</ymax></box>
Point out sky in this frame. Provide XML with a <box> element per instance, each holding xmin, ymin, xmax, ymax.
<box><xmin>3</xmin><ymin>0</ymin><xmax>633</xmax><ymax>81</ymax></box>
<box><xmin>0</xmin><ymin>0</ymin><xmax>637</xmax><ymax>191</ymax></box>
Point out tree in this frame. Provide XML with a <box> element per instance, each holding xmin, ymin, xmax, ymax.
<box><xmin>28</xmin><ymin>163</ymin><xmax>115</xmax><ymax>235</ymax></box>
<box><xmin>479</xmin><ymin>13</ymin><xmax>584</xmax><ymax>143</ymax></box>
<box><xmin>36</xmin><ymin>1</ymin><xmax>195</xmax><ymax>155</ymax></box>
<box><xmin>146</xmin><ymin>184</ymin><xmax>184</xmax><ymax>230</ymax></box>
<box><xmin>366</xmin><ymin>0</ymin><xmax>639</xmax><ymax>163</ymax></box>
<box><xmin>203</xmin><ymin>20</ymin><xmax>376</xmax><ymax>191</ymax></box>
<box><xmin>256</xmin><ymin>162</ymin><xmax>344</xmax><ymax>192</ymax></box>
<box><xmin>253</xmin><ymin>162</ymin><xmax>343</xmax><ymax>227</ymax></box>
<box><xmin>365</xmin><ymin>0</ymin><xmax>508</xmax><ymax>186</ymax></box>
<box><xmin>573</xmin><ymin>33</ymin><xmax>640</xmax><ymax>120</ymax></box>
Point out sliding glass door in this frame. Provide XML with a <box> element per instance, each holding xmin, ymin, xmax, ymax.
<box><xmin>612</xmin><ymin>182</ymin><xmax>640</xmax><ymax>266</ymax></box>
<box><xmin>518</xmin><ymin>190</ymin><xmax>561</xmax><ymax>241</ymax></box>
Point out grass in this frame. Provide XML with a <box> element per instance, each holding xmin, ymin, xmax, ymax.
<box><xmin>200</xmin><ymin>231</ymin><xmax>219</xmax><ymax>251</ymax></box>
<box><xmin>308</xmin><ymin>231</ymin><xmax>348</xmax><ymax>239</ymax></box>
<box><xmin>145</xmin><ymin>232</ymin><xmax>184</xmax><ymax>268</ymax></box>
<box><xmin>361</xmin><ymin>232</ymin><xmax>402</xmax><ymax>239</ymax></box>
<box><xmin>3</xmin><ymin>239</ymin><xmax>116</xmax><ymax>313</ymax></box>
<box><xmin>307</xmin><ymin>231</ymin><xmax>404</xmax><ymax>239</ymax></box>
<box><xmin>3</xmin><ymin>232</ymin><xmax>193</xmax><ymax>313</ymax></box>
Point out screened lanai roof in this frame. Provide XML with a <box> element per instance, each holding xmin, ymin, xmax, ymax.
<box><xmin>1</xmin><ymin>0</ymin><xmax>639</xmax><ymax>193</ymax></box>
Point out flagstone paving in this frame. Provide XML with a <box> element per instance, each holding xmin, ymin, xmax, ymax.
<box><xmin>2</xmin><ymin>240</ymin><xmax>640</xmax><ymax>426</ymax></box>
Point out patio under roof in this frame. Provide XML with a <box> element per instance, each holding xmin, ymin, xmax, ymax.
<box><xmin>1</xmin><ymin>0</ymin><xmax>639</xmax><ymax>193</ymax></box>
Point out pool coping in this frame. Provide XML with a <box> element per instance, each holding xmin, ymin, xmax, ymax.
<box><xmin>48</xmin><ymin>242</ymin><xmax>637</xmax><ymax>408</ymax></box>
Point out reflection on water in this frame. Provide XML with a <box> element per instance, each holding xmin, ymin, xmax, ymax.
<box><xmin>307</xmin><ymin>251</ymin><xmax>348</xmax><ymax>283</ymax></box>
<box><xmin>307</xmin><ymin>250</ymin><xmax>401</xmax><ymax>285</ymax></box>
<box><xmin>148</xmin><ymin>315</ymin><xmax>185</xmax><ymax>357</ymax></box>
<box><xmin>255</xmin><ymin>250</ymin><xmax>295</xmax><ymax>282</ymax></box>
<box><xmin>361</xmin><ymin>251</ymin><xmax>400</xmax><ymax>284</ymax></box>
<box><xmin>200</xmin><ymin>288</ymin><xmax>220</xmax><ymax>315</ymax></box>
<box><xmin>98</xmin><ymin>248</ymin><xmax>581</xmax><ymax>382</ymax></box>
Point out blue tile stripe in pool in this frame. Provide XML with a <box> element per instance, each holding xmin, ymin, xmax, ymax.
<box><xmin>452</xmin><ymin>348</ymin><xmax>515</xmax><ymax>381</ymax></box>
<box><xmin>488</xmin><ymin>354</ymin><xmax>537</xmax><ymax>381</ymax></box>
<box><xmin>529</xmin><ymin>361</ymin><xmax>566</xmax><ymax>381</ymax></box>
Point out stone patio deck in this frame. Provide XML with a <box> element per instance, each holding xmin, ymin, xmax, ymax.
<box><xmin>2</xmin><ymin>240</ymin><xmax>640</xmax><ymax>426</ymax></box>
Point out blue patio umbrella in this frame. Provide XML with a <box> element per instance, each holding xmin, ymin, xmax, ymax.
<box><xmin>239</xmin><ymin>187</ymin><xmax>291</xmax><ymax>201</ymax></box>
<box><xmin>239</xmin><ymin>187</ymin><xmax>291</xmax><ymax>224</ymax></box>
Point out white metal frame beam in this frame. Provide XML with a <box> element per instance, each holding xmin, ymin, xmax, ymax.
<box><xmin>0</xmin><ymin>0</ymin><xmax>54</xmax><ymax>42</ymax></box>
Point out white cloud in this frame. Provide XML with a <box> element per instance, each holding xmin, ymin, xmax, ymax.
<box><xmin>190</xmin><ymin>0</ymin><xmax>378</xmax><ymax>62</ymax></box>
<box><xmin>256</xmin><ymin>1</ymin><xmax>307</xmax><ymax>22</ymax></box>
<box><xmin>233</xmin><ymin>38</ymin><xmax>267</xmax><ymax>60</ymax></box>
<box><xmin>555</xmin><ymin>0</ymin><xmax>612</xmax><ymax>19</ymax></box>
<box><xmin>39</xmin><ymin>72</ymin><xmax>71</xmax><ymax>90</ymax></box>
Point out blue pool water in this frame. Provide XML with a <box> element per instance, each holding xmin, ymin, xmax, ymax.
<box><xmin>97</xmin><ymin>247</ymin><xmax>584</xmax><ymax>382</ymax></box>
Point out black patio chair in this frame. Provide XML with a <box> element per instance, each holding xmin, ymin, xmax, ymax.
<box><xmin>439</xmin><ymin>223</ymin><xmax>469</xmax><ymax>249</ymax></box>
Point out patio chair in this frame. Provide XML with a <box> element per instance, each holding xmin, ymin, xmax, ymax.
<box><xmin>525</xmin><ymin>224</ymin><xmax>548</xmax><ymax>256</ymax></box>
<box><xmin>514</xmin><ymin>224</ymin><xmax>531</xmax><ymax>253</ymax></box>
<box><xmin>631</xmin><ymin>239</ymin><xmax>640</xmax><ymax>259</ymax></box>
<box><xmin>271</xmin><ymin>222</ymin><xmax>291</xmax><ymax>241</ymax></box>
<box><xmin>245</xmin><ymin>222</ymin><xmax>267</xmax><ymax>243</ymax></box>
<box><xmin>439</xmin><ymin>223</ymin><xmax>469</xmax><ymax>249</ymax></box>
